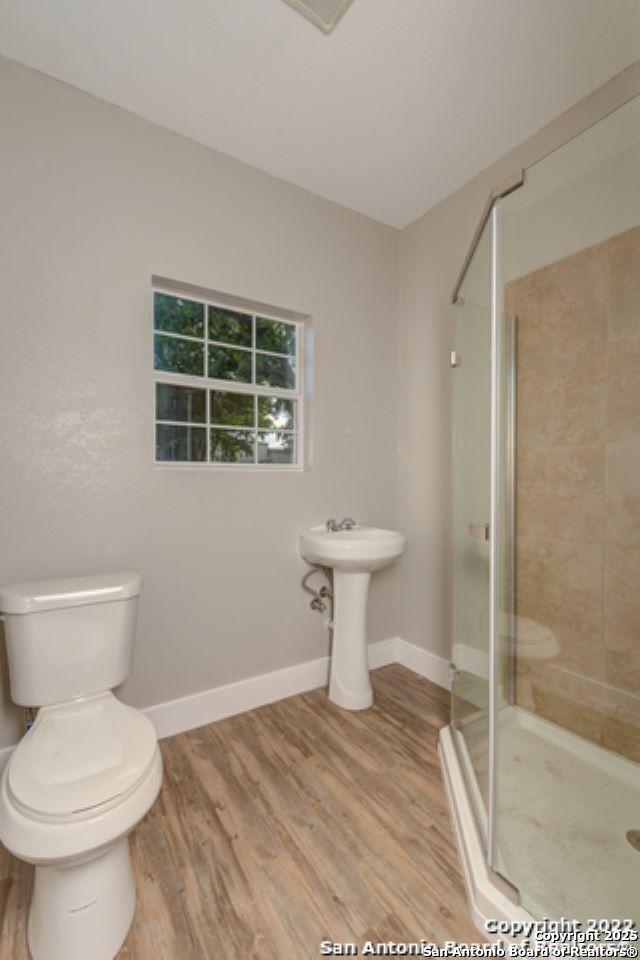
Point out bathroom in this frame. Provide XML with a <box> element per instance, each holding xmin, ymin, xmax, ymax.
<box><xmin>0</xmin><ymin>1</ymin><xmax>638</xmax><ymax>957</ymax></box>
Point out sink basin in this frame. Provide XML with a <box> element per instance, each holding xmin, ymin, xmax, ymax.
<box><xmin>299</xmin><ymin>525</ymin><xmax>406</xmax><ymax>573</ymax></box>
<box><xmin>299</xmin><ymin>523</ymin><xmax>406</xmax><ymax>711</ymax></box>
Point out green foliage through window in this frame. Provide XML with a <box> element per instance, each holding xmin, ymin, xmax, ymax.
<box><xmin>208</xmin><ymin>346</ymin><xmax>253</xmax><ymax>384</ymax></box>
<box><xmin>153</xmin><ymin>289</ymin><xmax>302</xmax><ymax>466</ymax></box>
<box><xmin>156</xmin><ymin>383</ymin><xmax>206</xmax><ymax>423</ymax></box>
<box><xmin>156</xmin><ymin>424</ymin><xmax>206</xmax><ymax>462</ymax></box>
<box><xmin>256</xmin><ymin>318</ymin><xmax>296</xmax><ymax>356</ymax></box>
<box><xmin>154</xmin><ymin>294</ymin><xmax>204</xmax><ymax>338</ymax></box>
<box><xmin>210</xmin><ymin>430</ymin><xmax>256</xmax><ymax>463</ymax></box>
<box><xmin>211</xmin><ymin>391</ymin><xmax>254</xmax><ymax>427</ymax></box>
<box><xmin>154</xmin><ymin>335</ymin><xmax>204</xmax><ymax>377</ymax></box>
<box><xmin>208</xmin><ymin>307</ymin><xmax>252</xmax><ymax>347</ymax></box>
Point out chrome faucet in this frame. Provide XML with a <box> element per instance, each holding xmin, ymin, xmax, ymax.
<box><xmin>326</xmin><ymin>517</ymin><xmax>357</xmax><ymax>532</ymax></box>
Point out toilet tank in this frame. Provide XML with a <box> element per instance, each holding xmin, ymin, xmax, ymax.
<box><xmin>0</xmin><ymin>572</ymin><xmax>141</xmax><ymax>707</ymax></box>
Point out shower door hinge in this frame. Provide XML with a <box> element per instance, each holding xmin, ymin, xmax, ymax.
<box><xmin>468</xmin><ymin>522</ymin><xmax>490</xmax><ymax>541</ymax></box>
<box><xmin>450</xmin><ymin>350</ymin><xmax>460</xmax><ymax>368</ymax></box>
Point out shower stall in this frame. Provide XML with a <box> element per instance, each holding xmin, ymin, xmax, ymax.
<box><xmin>440</xmin><ymin>94</ymin><xmax>640</xmax><ymax>927</ymax></box>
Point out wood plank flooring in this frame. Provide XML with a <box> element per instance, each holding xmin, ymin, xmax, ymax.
<box><xmin>0</xmin><ymin>664</ymin><xmax>479</xmax><ymax>958</ymax></box>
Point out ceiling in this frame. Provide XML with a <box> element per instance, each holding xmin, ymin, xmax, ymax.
<box><xmin>0</xmin><ymin>0</ymin><xmax>639</xmax><ymax>228</ymax></box>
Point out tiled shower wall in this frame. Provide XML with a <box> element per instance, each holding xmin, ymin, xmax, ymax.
<box><xmin>506</xmin><ymin>224</ymin><xmax>640</xmax><ymax>763</ymax></box>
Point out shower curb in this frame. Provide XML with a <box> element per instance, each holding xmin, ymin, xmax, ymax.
<box><xmin>439</xmin><ymin>725</ymin><xmax>535</xmax><ymax>935</ymax></box>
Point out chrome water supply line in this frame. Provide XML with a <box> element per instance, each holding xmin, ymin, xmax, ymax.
<box><xmin>301</xmin><ymin>563</ymin><xmax>333</xmax><ymax>613</ymax></box>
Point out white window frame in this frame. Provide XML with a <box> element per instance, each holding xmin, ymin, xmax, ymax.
<box><xmin>152</xmin><ymin>285</ymin><xmax>305</xmax><ymax>471</ymax></box>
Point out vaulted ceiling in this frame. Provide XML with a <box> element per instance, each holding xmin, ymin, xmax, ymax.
<box><xmin>1</xmin><ymin>0</ymin><xmax>638</xmax><ymax>227</ymax></box>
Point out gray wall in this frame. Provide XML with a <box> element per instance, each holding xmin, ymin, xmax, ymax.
<box><xmin>2</xmin><ymin>53</ymin><xmax>639</xmax><ymax>748</ymax></box>
<box><xmin>0</xmin><ymin>57</ymin><xmax>399</xmax><ymax>747</ymax></box>
<box><xmin>396</xmin><ymin>60</ymin><xmax>640</xmax><ymax>659</ymax></box>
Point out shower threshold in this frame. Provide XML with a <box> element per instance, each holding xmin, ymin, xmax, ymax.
<box><xmin>440</xmin><ymin>707</ymin><xmax>640</xmax><ymax>931</ymax></box>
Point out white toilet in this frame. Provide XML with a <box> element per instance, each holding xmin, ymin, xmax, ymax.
<box><xmin>0</xmin><ymin>572</ymin><xmax>162</xmax><ymax>960</ymax></box>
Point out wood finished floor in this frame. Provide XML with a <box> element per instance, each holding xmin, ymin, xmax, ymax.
<box><xmin>0</xmin><ymin>664</ymin><xmax>479</xmax><ymax>958</ymax></box>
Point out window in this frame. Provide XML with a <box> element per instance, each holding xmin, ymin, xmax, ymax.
<box><xmin>153</xmin><ymin>290</ymin><xmax>303</xmax><ymax>468</ymax></box>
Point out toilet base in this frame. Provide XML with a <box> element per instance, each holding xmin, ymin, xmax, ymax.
<box><xmin>29</xmin><ymin>838</ymin><xmax>136</xmax><ymax>960</ymax></box>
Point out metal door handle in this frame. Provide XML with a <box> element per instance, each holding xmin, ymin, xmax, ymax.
<box><xmin>468</xmin><ymin>522</ymin><xmax>490</xmax><ymax>541</ymax></box>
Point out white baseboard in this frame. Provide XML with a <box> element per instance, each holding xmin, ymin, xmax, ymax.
<box><xmin>396</xmin><ymin>637</ymin><xmax>451</xmax><ymax>689</ymax></box>
<box><xmin>0</xmin><ymin>637</ymin><xmax>449</xmax><ymax>764</ymax></box>
<box><xmin>452</xmin><ymin>642</ymin><xmax>488</xmax><ymax>681</ymax></box>
<box><xmin>367</xmin><ymin>636</ymin><xmax>397</xmax><ymax>670</ymax></box>
<box><xmin>146</xmin><ymin>636</ymin><xmax>448</xmax><ymax>741</ymax></box>
<box><xmin>146</xmin><ymin>650</ymin><xmax>334</xmax><ymax>741</ymax></box>
<box><xmin>147</xmin><ymin>636</ymin><xmax>405</xmax><ymax>740</ymax></box>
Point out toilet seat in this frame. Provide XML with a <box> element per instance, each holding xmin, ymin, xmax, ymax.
<box><xmin>7</xmin><ymin>693</ymin><xmax>158</xmax><ymax>824</ymax></box>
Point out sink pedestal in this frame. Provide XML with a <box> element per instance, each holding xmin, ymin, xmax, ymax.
<box><xmin>329</xmin><ymin>570</ymin><xmax>372</xmax><ymax>710</ymax></box>
<box><xmin>299</xmin><ymin>523</ymin><xmax>406</xmax><ymax>712</ymax></box>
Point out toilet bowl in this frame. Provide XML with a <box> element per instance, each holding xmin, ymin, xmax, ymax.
<box><xmin>0</xmin><ymin>572</ymin><xmax>162</xmax><ymax>960</ymax></box>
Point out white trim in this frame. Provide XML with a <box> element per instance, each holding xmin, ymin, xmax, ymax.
<box><xmin>144</xmin><ymin>637</ymin><xmax>404</xmax><ymax>739</ymax></box>
<box><xmin>145</xmin><ymin>653</ymin><xmax>329</xmax><ymax>740</ymax></box>
<box><xmin>394</xmin><ymin>637</ymin><xmax>451</xmax><ymax>689</ymax></box>
<box><xmin>143</xmin><ymin>637</ymin><xmax>449</xmax><ymax>740</ymax></box>
<box><xmin>439</xmin><ymin>725</ymin><xmax>535</xmax><ymax>935</ymax></box>
<box><xmin>367</xmin><ymin>636</ymin><xmax>397</xmax><ymax>670</ymax></box>
<box><xmin>0</xmin><ymin>638</ymin><xmax>449</xmax><ymax>770</ymax></box>
<box><xmin>452</xmin><ymin>643</ymin><xmax>488</xmax><ymax>681</ymax></box>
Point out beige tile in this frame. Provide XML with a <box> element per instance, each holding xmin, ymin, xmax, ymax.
<box><xmin>514</xmin><ymin>662</ymin><xmax>535</xmax><ymax>710</ymax></box>
<box><xmin>517</xmin><ymin>377</ymin><xmax>605</xmax><ymax>447</ymax></box>
<box><xmin>603</xmin><ymin>685</ymin><xmax>640</xmax><ymax>763</ymax></box>
<box><xmin>516</xmin><ymin>537</ymin><xmax>604</xmax><ymax>680</ymax></box>
<box><xmin>605</xmin><ymin>335</ymin><xmax>640</xmax><ymax>442</ymax></box>
<box><xmin>517</xmin><ymin>323</ymin><xmax>605</xmax><ymax>391</ymax></box>
<box><xmin>606</xmin><ymin>649</ymin><xmax>640</xmax><ymax>697</ymax></box>
<box><xmin>605</xmin><ymin>440</ymin><xmax>640</xmax><ymax>546</ymax></box>
<box><xmin>513</xmin><ymin>243</ymin><xmax>607</xmax><ymax>448</ymax></box>
<box><xmin>603</xmin><ymin>544</ymin><xmax>640</xmax><ymax>655</ymax></box>
<box><xmin>512</xmin><ymin>244</ymin><xmax>607</xmax><ymax>365</ymax></box>
<box><xmin>607</xmin><ymin>225</ymin><xmax>640</xmax><ymax>340</ymax></box>
<box><xmin>511</xmin><ymin>235</ymin><xmax>640</xmax><ymax>755</ymax></box>
<box><xmin>527</xmin><ymin>664</ymin><xmax>605</xmax><ymax>746</ymax></box>
<box><xmin>517</xmin><ymin>445</ymin><xmax>604</xmax><ymax>543</ymax></box>
<box><xmin>510</xmin><ymin>242</ymin><xmax>608</xmax><ymax>334</ymax></box>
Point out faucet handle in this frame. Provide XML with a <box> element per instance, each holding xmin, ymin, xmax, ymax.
<box><xmin>339</xmin><ymin>517</ymin><xmax>357</xmax><ymax>530</ymax></box>
<box><xmin>326</xmin><ymin>518</ymin><xmax>339</xmax><ymax>532</ymax></box>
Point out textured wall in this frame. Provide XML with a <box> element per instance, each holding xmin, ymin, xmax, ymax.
<box><xmin>508</xmin><ymin>226</ymin><xmax>640</xmax><ymax>762</ymax></box>
<box><xmin>0</xmin><ymin>57</ymin><xmax>399</xmax><ymax>748</ymax></box>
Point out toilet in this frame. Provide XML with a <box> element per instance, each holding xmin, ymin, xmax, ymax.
<box><xmin>0</xmin><ymin>572</ymin><xmax>162</xmax><ymax>960</ymax></box>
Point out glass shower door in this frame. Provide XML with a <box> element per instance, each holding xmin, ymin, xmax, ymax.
<box><xmin>494</xmin><ymin>92</ymin><xmax>640</xmax><ymax>925</ymax></box>
<box><xmin>451</xmin><ymin>218</ymin><xmax>493</xmax><ymax>839</ymax></box>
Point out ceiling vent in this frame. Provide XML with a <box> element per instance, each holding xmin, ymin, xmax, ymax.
<box><xmin>281</xmin><ymin>0</ymin><xmax>355</xmax><ymax>33</ymax></box>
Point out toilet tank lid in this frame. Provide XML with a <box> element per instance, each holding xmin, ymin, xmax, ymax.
<box><xmin>0</xmin><ymin>571</ymin><xmax>141</xmax><ymax>615</ymax></box>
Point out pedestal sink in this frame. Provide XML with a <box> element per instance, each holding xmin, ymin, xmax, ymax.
<box><xmin>299</xmin><ymin>524</ymin><xmax>406</xmax><ymax>710</ymax></box>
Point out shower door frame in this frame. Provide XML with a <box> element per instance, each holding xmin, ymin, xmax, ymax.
<box><xmin>445</xmin><ymin>85</ymin><xmax>640</xmax><ymax>921</ymax></box>
<box><xmin>450</xmin><ymin>171</ymin><xmax>523</xmax><ymax>884</ymax></box>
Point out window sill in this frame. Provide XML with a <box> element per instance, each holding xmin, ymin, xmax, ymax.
<box><xmin>153</xmin><ymin>461</ymin><xmax>304</xmax><ymax>473</ymax></box>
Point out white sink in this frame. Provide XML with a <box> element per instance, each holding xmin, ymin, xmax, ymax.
<box><xmin>299</xmin><ymin>525</ymin><xmax>406</xmax><ymax>573</ymax></box>
<box><xmin>299</xmin><ymin>523</ymin><xmax>406</xmax><ymax>711</ymax></box>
